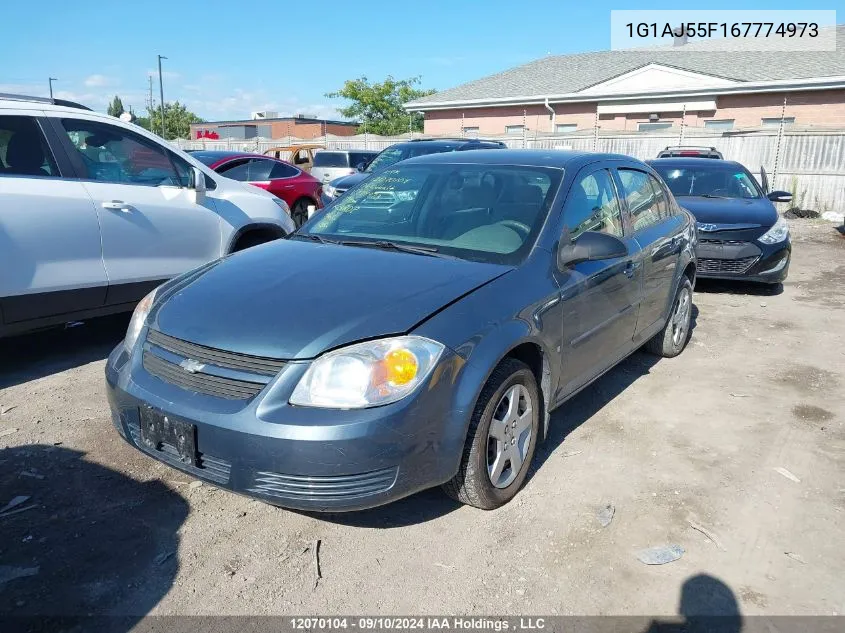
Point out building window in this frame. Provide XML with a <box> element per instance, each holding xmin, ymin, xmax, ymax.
<box><xmin>637</xmin><ymin>122</ymin><xmax>673</xmax><ymax>131</ymax></box>
<box><xmin>555</xmin><ymin>123</ymin><xmax>577</xmax><ymax>134</ymax></box>
<box><xmin>704</xmin><ymin>119</ymin><xmax>735</xmax><ymax>130</ymax></box>
<box><xmin>761</xmin><ymin>117</ymin><xmax>795</xmax><ymax>127</ymax></box>
<box><xmin>505</xmin><ymin>125</ymin><xmax>525</xmax><ymax>135</ymax></box>
<box><xmin>462</xmin><ymin>126</ymin><xmax>479</xmax><ymax>137</ymax></box>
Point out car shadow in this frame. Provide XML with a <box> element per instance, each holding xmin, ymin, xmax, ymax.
<box><xmin>695</xmin><ymin>278</ymin><xmax>783</xmax><ymax>296</ymax></box>
<box><xmin>644</xmin><ymin>573</ymin><xmax>743</xmax><ymax>633</ymax></box>
<box><xmin>0</xmin><ymin>444</ymin><xmax>189</xmax><ymax>630</ymax></box>
<box><xmin>0</xmin><ymin>314</ymin><xmax>129</xmax><ymax>390</ymax></box>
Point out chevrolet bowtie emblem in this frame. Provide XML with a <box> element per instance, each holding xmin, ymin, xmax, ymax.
<box><xmin>179</xmin><ymin>358</ymin><xmax>206</xmax><ymax>374</ymax></box>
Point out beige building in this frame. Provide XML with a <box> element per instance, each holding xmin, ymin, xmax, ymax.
<box><xmin>406</xmin><ymin>26</ymin><xmax>845</xmax><ymax>136</ymax></box>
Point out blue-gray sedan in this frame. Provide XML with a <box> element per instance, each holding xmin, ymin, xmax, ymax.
<box><xmin>106</xmin><ymin>150</ymin><xmax>697</xmax><ymax>511</ymax></box>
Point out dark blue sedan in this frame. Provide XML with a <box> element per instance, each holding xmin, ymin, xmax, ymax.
<box><xmin>649</xmin><ymin>158</ymin><xmax>792</xmax><ymax>284</ymax></box>
<box><xmin>106</xmin><ymin>150</ymin><xmax>696</xmax><ymax>511</ymax></box>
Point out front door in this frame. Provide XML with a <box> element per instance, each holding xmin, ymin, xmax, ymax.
<box><xmin>614</xmin><ymin>168</ymin><xmax>682</xmax><ymax>335</ymax></box>
<box><xmin>556</xmin><ymin>167</ymin><xmax>643</xmax><ymax>395</ymax></box>
<box><xmin>53</xmin><ymin>116</ymin><xmax>222</xmax><ymax>303</ymax></box>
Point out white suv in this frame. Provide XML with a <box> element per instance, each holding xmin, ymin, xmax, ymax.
<box><xmin>0</xmin><ymin>94</ymin><xmax>295</xmax><ymax>337</ymax></box>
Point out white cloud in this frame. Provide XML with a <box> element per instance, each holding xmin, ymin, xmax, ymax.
<box><xmin>84</xmin><ymin>74</ymin><xmax>116</xmax><ymax>88</ymax></box>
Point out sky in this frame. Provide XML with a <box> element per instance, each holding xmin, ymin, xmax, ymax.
<box><xmin>1</xmin><ymin>0</ymin><xmax>841</xmax><ymax>122</ymax></box>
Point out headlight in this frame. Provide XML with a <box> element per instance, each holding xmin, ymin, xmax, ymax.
<box><xmin>758</xmin><ymin>217</ymin><xmax>789</xmax><ymax>244</ymax></box>
<box><xmin>124</xmin><ymin>288</ymin><xmax>158</xmax><ymax>353</ymax></box>
<box><xmin>289</xmin><ymin>336</ymin><xmax>445</xmax><ymax>409</ymax></box>
<box><xmin>323</xmin><ymin>184</ymin><xmax>337</xmax><ymax>199</ymax></box>
<box><xmin>272</xmin><ymin>196</ymin><xmax>290</xmax><ymax>215</ymax></box>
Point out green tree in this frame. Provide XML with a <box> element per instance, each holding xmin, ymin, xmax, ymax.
<box><xmin>107</xmin><ymin>95</ymin><xmax>125</xmax><ymax>118</ymax></box>
<box><xmin>141</xmin><ymin>101</ymin><xmax>204</xmax><ymax>140</ymax></box>
<box><xmin>326</xmin><ymin>76</ymin><xmax>435</xmax><ymax>135</ymax></box>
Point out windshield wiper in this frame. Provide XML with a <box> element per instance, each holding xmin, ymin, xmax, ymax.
<box><xmin>340</xmin><ymin>239</ymin><xmax>453</xmax><ymax>258</ymax></box>
<box><xmin>699</xmin><ymin>194</ymin><xmax>731</xmax><ymax>199</ymax></box>
<box><xmin>290</xmin><ymin>233</ymin><xmax>338</xmax><ymax>244</ymax></box>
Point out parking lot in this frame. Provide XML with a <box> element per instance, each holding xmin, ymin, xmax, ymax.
<box><xmin>1</xmin><ymin>219</ymin><xmax>843</xmax><ymax>618</ymax></box>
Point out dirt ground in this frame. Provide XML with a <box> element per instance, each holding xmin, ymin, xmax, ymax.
<box><xmin>1</xmin><ymin>220</ymin><xmax>843</xmax><ymax>620</ymax></box>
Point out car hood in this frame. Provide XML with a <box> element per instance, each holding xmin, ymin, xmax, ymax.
<box><xmin>151</xmin><ymin>239</ymin><xmax>511</xmax><ymax>360</ymax></box>
<box><xmin>677</xmin><ymin>196</ymin><xmax>777</xmax><ymax>228</ymax></box>
<box><xmin>330</xmin><ymin>172</ymin><xmax>370</xmax><ymax>190</ymax></box>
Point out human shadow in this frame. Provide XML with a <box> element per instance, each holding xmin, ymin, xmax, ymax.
<box><xmin>645</xmin><ymin>573</ymin><xmax>743</xmax><ymax>633</ymax></box>
<box><xmin>0</xmin><ymin>444</ymin><xmax>189</xmax><ymax>631</ymax></box>
<box><xmin>0</xmin><ymin>314</ymin><xmax>129</xmax><ymax>390</ymax></box>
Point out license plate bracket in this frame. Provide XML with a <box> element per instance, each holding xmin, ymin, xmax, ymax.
<box><xmin>139</xmin><ymin>407</ymin><xmax>197</xmax><ymax>466</ymax></box>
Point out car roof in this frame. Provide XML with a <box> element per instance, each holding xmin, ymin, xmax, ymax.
<box><xmin>400</xmin><ymin>148</ymin><xmax>636</xmax><ymax>169</ymax></box>
<box><xmin>648</xmin><ymin>158</ymin><xmax>746</xmax><ymax>169</ymax></box>
<box><xmin>387</xmin><ymin>138</ymin><xmax>506</xmax><ymax>150</ymax></box>
<box><xmin>318</xmin><ymin>148</ymin><xmax>378</xmax><ymax>153</ymax></box>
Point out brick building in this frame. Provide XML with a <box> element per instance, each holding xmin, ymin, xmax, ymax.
<box><xmin>190</xmin><ymin>114</ymin><xmax>357</xmax><ymax>140</ymax></box>
<box><xmin>406</xmin><ymin>26</ymin><xmax>845</xmax><ymax>135</ymax></box>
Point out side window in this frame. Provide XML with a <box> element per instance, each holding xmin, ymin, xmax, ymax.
<box><xmin>246</xmin><ymin>159</ymin><xmax>275</xmax><ymax>181</ymax></box>
<box><xmin>564</xmin><ymin>169</ymin><xmax>624</xmax><ymax>239</ymax></box>
<box><xmin>617</xmin><ymin>169</ymin><xmax>662</xmax><ymax>232</ymax></box>
<box><xmin>648</xmin><ymin>174</ymin><xmax>671</xmax><ymax>219</ymax></box>
<box><xmin>216</xmin><ymin>159</ymin><xmax>251</xmax><ymax>181</ymax></box>
<box><xmin>60</xmin><ymin>119</ymin><xmax>179</xmax><ymax>186</ymax></box>
<box><xmin>269</xmin><ymin>161</ymin><xmax>299</xmax><ymax>179</ymax></box>
<box><xmin>0</xmin><ymin>115</ymin><xmax>58</xmax><ymax>178</ymax></box>
<box><xmin>169</xmin><ymin>151</ymin><xmax>193</xmax><ymax>188</ymax></box>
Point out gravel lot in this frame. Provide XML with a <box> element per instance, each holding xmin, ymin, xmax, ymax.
<box><xmin>1</xmin><ymin>220</ymin><xmax>843</xmax><ymax>619</ymax></box>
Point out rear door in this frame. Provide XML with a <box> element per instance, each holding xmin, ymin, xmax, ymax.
<box><xmin>614</xmin><ymin>167</ymin><xmax>682</xmax><ymax>336</ymax></box>
<box><xmin>0</xmin><ymin>112</ymin><xmax>107</xmax><ymax>324</ymax></box>
<box><xmin>556</xmin><ymin>166</ymin><xmax>643</xmax><ymax>393</ymax></box>
<box><xmin>51</xmin><ymin>116</ymin><xmax>223</xmax><ymax>303</ymax></box>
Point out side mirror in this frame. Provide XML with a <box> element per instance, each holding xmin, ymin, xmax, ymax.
<box><xmin>767</xmin><ymin>190</ymin><xmax>792</xmax><ymax>203</ymax></box>
<box><xmin>558</xmin><ymin>231</ymin><xmax>628</xmax><ymax>269</ymax></box>
<box><xmin>356</xmin><ymin>162</ymin><xmax>367</xmax><ymax>172</ymax></box>
<box><xmin>191</xmin><ymin>167</ymin><xmax>207</xmax><ymax>203</ymax></box>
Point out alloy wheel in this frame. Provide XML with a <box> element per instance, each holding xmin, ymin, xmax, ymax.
<box><xmin>486</xmin><ymin>384</ymin><xmax>533</xmax><ymax>489</ymax></box>
<box><xmin>671</xmin><ymin>286</ymin><xmax>692</xmax><ymax>348</ymax></box>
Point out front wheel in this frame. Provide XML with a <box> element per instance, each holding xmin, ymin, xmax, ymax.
<box><xmin>645</xmin><ymin>276</ymin><xmax>693</xmax><ymax>358</ymax></box>
<box><xmin>442</xmin><ymin>359</ymin><xmax>540</xmax><ymax>510</ymax></box>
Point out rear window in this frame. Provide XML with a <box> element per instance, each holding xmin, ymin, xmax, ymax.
<box><xmin>313</xmin><ymin>152</ymin><xmax>349</xmax><ymax>168</ymax></box>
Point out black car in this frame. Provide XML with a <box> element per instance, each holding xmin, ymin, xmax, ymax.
<box><xmin>649</xmin><ymin>158</ymin><xmax>792</xmax><ymax>285</ymax></box>
<box><xmin>320</xmin><ymin>138</ymin><xmax>507</xmax><ymax>206</ymax></box>
<box><xmin>107</xmin><ymin>150</ymin><xmax>696</xmax><ymax>511</ymax></box>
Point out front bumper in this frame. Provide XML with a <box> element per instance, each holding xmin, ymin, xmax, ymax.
<box><xmin>695</xmin><ymin>239</ymin><xmax>791</xmax><ymax>284</ymax></box>
<box><xmin>105</xmin><ymin>339</ymin><xmax>469</xmax><ymax>512</ymax></box>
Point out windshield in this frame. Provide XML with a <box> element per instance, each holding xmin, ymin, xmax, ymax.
<box><xmin>364</xmin><ymin>144</ymin><xmax>459</xmax><ymax>173</ymax></box>
<box><xmin>299</xmin><ymin>163</ymin><xmax>562</xmax><ymax>265</ymax></box>
<box><xmin>652</xmin><ymin>165</ymin><xmax>762</xmax><ymax>199</ymax></box>
<box><xmin>313</xmin><ymin>152</ymin><xmax>349</xmax><ymax>168</ymax></box>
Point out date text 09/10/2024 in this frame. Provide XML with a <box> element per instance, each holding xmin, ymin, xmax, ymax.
<box><xmin>625</xmin><ymin>22</ymin><xmax>819</xmax><ymax>39</ymax></box>
<box><xmin>290</xmin><ymin>618</ymin><xmax>547</xmax><ymax>631</ymax></box>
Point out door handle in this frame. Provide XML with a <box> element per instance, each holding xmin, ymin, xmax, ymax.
<box><xmin>102</xmin><ymin>200</ymin><xmax>133</xmax><ymax>212</ymax></box>
<box><xmin>624</xmin><ymin>261</ymin><xmax>637</xmax><ymax>278</ymax></box>
<box><xmin>282</xmin><ymin>184</ymin><xmax>295</xmax><ymax>189</ymax></box>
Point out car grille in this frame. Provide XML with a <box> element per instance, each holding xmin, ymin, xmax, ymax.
<box><xmin>147</xmin><ymin>329</ymin><xmax>285</xmax><ymax>375</ymax></box>
<box><xmin>698</xmin><ymin>256</ymin><xmax>759</xmax><ymax>275</ymax></box>
<box><xmin>247</xmin><ymin>467</ymin><xmax>398</xmax><ymax>503</ymax></box>
<box><xmin>126</xmin><ymin>418</ymin><xmax>232</xmax><ymax>484</ymax></box>
<box><xmin>698</xmin><ymin>238</ymin><xmax>746</xmax><ymax>245</ymax></box>
<box><xmin>143</xmin><ymin>329</ymin><xmax>285</xmax><ymax>400</ymax></box>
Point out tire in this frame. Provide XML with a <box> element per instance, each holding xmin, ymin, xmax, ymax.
<box><xmin>645</xmin><ymin>276</ymin><xmax>693</xmax><ymax>358</ymax></box>
<box><xmin>291</xmin><ymin>199</ymin><xmax>311</xmax><ymax>229</ymax></box>
<box><xmin>442</xmin><ymin>358</ymin><xmax>540</xmax><ymax>510</ymax></box>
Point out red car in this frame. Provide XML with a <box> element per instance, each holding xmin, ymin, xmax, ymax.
<box><xmin>190</xmin><ymin>151</ymin><xmax>321</xmax><ymax>227</ymax></box>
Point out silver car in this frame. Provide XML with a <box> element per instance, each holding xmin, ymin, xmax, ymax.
<box><xmin>310</xmin><ymin>150</ymin><xmax>378</xmax><ymax>184</ymax></box>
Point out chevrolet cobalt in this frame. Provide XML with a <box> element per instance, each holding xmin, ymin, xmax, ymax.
<box><xmin>106</xmin><ymin>150</ymin><xmax>696</xmax><ymax>511</ymax></box>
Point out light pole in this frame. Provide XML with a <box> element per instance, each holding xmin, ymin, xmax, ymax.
<box><xmin>48</xmin><ymin>77</ymin><xmax>57</xmax><ymax>100</ymax></box>
<box><xmin>157</xmin><ymin>55</ymin><xmax>168</xmax><ymax>137</ymax></box>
